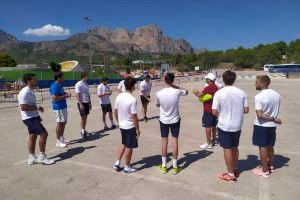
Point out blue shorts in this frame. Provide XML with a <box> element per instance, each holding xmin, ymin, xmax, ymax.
<box><xmin>202</xmin><ymin>112</ymin><xmax>217</xmax><ymax>128</ymax></box>
<box><xmin>121</xmin><ymin>127</ymin><xmax>138</xmax><ymax>148</ymax></box>
<box><xmin>252</xmin><ymin>125</ymin><xmax>276</xmax><ymax>147</ymax></box>
<box><xmin>23</xmin><ymin>116</ymin><xmax>46</xmax><ymax>135</ymax></box>
<box><xmin>160</xmin><ymin>120</ymin><xmax>181</xmax><ymax>138</ymax></box>
<box><xmin>218</xmin><ymin>128</ymin><xmax>241</xmax><ymax>149</ymax></box>
<box><xmin>77</xmin><ymin>103</ymin><xmax>90</xmax><ymax>116</ymax></box>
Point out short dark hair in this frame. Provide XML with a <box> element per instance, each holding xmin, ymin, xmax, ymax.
<box><xmin>124</xmin><ymin>77</ymin><xmax>137</xmax><ymax>91</ymax></box>
<box><xmin>54</xmin><ymin>72</ymin><xmax>64</xmax><ymax>81</ymax></box>
<box><xmin>23</xmin><ymin>73</ymin><xmax>36</xmax><ymax>84</ymax></box>
<box><xmin>145</xmin><ymin>74</ymin><xmax>151</xmax><ymax>79</ymax></box>
<box><xmin>222</xmin><ymin>70</ymin><xmax>236</xmax><ymax>85</ymax></box>
<box><xmin>81</xmin><ymin>71</ymin><xmax>88</xmax><ymax>79</ymax></box>
<box><xmin>165</xmin><ymin>73</ymin><xmax>175</xmax><ymax>84</ymax></box>
<box><xmin>101</xmin><ymin>77</ymin><xmax>108</xmax><ymax>82</ymax></box>
<box><xmin>257</xmin><ymin>75</ymin><xmax>270</xmax><ymax>86</ymax></box>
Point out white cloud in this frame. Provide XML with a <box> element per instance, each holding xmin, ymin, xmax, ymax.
<box><xmin>23</xmin><ymin>24</ymin><xmax>70</xmax><ymax>36</ymax></box>
<box><xmin>295</xmin><ymin>34</ymin><xmax>300</xmax><ymax>39</ymax></box>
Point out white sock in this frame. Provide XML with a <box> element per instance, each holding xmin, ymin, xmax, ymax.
<box><xmin>81</xmin><ymin>129</ymin><xmax>85</xmax><ymax>134</ymax></box>
<box><xmin>40</xmin><ymin>152</ymin><xmax>45</xmax><ymax>157</ymax></box>
<box><xmin>124</xmin><ymin>165</ymin><xmax>130</xmax><ymax>170</ymax></box>
<box><xmin>172</xmin><ymin>159</ymin><xmax>177</xmax><ymax>168</ymax></box>
<box><xmin>29</xmin><ymin>154</ymin><xmax>35</xmax><ymax>159</ymax></box>
<box><xmin>228</xmin><ymin>172</ymin><xmax>235</xmax><ymax>177</ymax></box>
<box><xmin>115</xmin><ymin>160</ymin><xmax>120</xmax><ymax>166</ymax></box>
<box><xmin>57</xmin><ymin>139</ymin><xmax>61</xmax><ymax>143</ymax></box>
<box><xmin>162</xmin><ymin>157</ymin><xmax>167</xmax><ymax>167</ymax></box>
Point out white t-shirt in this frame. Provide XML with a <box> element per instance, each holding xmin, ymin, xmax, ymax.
<box><xmin>117</xmin><ymin>80</ymin><xmax>126</xmax><ymax>92</ymax></box>
<box><xmin>254</xmin><ymin>89</ymin><xmax>281</xmax><ymax>127</ymax></box>
<box><xmin>140</xmin><ymin>80</ymin><xmax>152</xmax><ymax>96</ymax></box>
<box><xmin>18</xmin><ymin>86</ymin><xmax>39</xmax><ymax>120</ymax></box>
<box><xmin>97</xmin><ymin>83</ymin><xmax>111</xmax><ymax>105</ymax></box>
<box><xmin>212</xmin><ymin>86</ymin><xmax>249</xmax><ymax>132</ymax></box>
<box><xmin>114</xmin><ymin>92</ymin><xmax>137</xmax><ymax>130</ymax></box>
<box><xmin>75</xmin><ymin>80</ymin><xmax>90</xmax><ymax>103</ymax></box>
<box><xmin>156</xmin><ymin>87</ymin><xmax>187</xmax><ymax>124</ymax></box>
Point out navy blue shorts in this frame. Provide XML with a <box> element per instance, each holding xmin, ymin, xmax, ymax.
<box><xmin>140</xmin><ymin>95</ymin><xmax>150</xmax><ymax>105</ymax></box>
<box><xmin>121</xmin><ymin>127</ymin><xmax>138</xmax><ymax>148</ymax></box>
<box><xmin>23</xmin><ymin>116</ymin><xmax>46</xmax><ymax>135</ymax></box>
<box><xmin>252</xmin><ymin>125</ymin><xmax>276</xmax><ymax>147</ymax></box>
<box><xmin>77</xmin><ymin>103</ymin><xmax>90</xmax><ymax>116</ymax></box>
<box><xmin>202</xmin><ymin>112</ymin><xmax>217</xmax><ymax>128</ymax></box>
<box><xmin>160</xmin><ymin>120</ymin><xmax>181</xmax><ymax>138</ymax></box>
<box><xmin>101</xmin><ymin>103</ymin><xmax>112</xmax><ymax>113</ymax></box>
<box><xmin>218</xmin><ymin>128</ymin><xmax>241</xmax><ymax>149</ymax></box>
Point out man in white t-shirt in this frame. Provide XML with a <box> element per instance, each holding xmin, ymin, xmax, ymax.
<box><xmin>75</xmin><ymin>72</ymin><xmax>91</xmax><ymax>140</ymax></box>
<box><xmin>117</xmin><ymin>80</ymin><xmax>126</xmax><ymax>93</ymax></box>
<box><xmin>252</xmin><ymin>75</ymin><xmax>282</xmax><ymax>178</ymax></box>
<box><xmin>140</xmin><ymin>75</ymin><xmax>152</xmax><ymax>122</ymax></box>
<box><xmin>156</xmin><ymin>73</ymin><xmax>188</xmax><ymax>174</ymax></box>
<box><xmin>97</xmin><ymin>77</ymin><xmax>116</xmax><ymax>130</ymax></box>
<box><xmin>18</xmin><ymin>73</ymin><xmax>54</xmax><ymax>165</ymax></box>
<box><xmin>113</xmin><ymin>77</ymin><xmax>140</xmax><ymax>174</ymax></box>
<box><xmin>212</xmin><ymin>70</ymin><xmax>249</xmax><ymax>182</ymax></box>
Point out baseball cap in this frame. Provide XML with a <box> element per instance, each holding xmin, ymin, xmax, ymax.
<box><xmin>205</xmin><ymin>73</ymin><xmax>216</xmax><ymax>81</ymax></box>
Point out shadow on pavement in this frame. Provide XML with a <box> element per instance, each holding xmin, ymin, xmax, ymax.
<box><xmin>68</xmin><ymin>130</ymin><xmax>109</xmax><ymax>145</ymax></box>
<box><xmin>178</xmin><ymin>150</ymin><xmax>213</xmax><ymax>169</ymax></box>
<box><xmin>138</xmin><ymin>116</ymin><xmax>159</xmax><ymax>122</ymax></box>
<box><xmin>51</xmin><ymin>146</ymin><xmax>96</xmax><ymax>162</ymax></box>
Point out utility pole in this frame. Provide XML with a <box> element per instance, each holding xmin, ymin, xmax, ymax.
<box><xmin>83</xmin><ymin>16</ymin><xmax>93</xmax><ymax>75</ymax></box>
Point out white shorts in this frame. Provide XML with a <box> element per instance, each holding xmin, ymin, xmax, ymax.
<box><xmin>54</xmin><ymin>108</ymin><xmax>68</xmax><ymax>123</ymax></box>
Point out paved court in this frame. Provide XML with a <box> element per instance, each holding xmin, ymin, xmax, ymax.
<box><xmin>0</xmin><ymin>72</ymin><xmax>299</xmax><ymax>200</ymax></box>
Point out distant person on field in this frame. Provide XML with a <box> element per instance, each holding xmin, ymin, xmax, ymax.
<box><xmin>156</xmin><ymin>73</ymin><xmax>188</xmax><ymax>174</ymax></box>
<box><xmin>212</xmin><ymin>70</ymin><xmax>249</xmax><ymax>182</ymax></box>
<box><xmin>50</xmin><ymin>72</ymin><xmax>71</xmax><ymax>148</ymax></box>
<box><xmin>75</xmin><ymin>72</ymin><xmax>91</xmax><ymax>140</ymax></box>
<box><xmin>140</xmin><ymin>74</ymin><xmax>152</xmax><ymax>122</ymax></box>
<box><xmin>193</xmin><ymin>72</ymin><xmax>218</xmax><ymax>149</ymax></box>
<box><xmin>97</xmin><ymin>77</ymin><xmax>116</xmax><ymax>130</ymax></box>
<box><xmin>18</xmin><ymin>73</ymin><xmax>54</xmax><ymax>165</ymax></box>
<box><xmin>252</xmin><ymin>75</ymin><xmax>282</xmax><ymax>178</ymax></box>
<box><xmin>113</xmin><ymin>77</ymin><xmax>140</xmax><ymax>174</ymax></box>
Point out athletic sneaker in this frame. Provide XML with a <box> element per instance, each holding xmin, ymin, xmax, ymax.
<box><xmin>269</xmin><ymin>165</ymin><xmax>275</xmax><ymax>173</ymax></box>
<box><xmin>104</xmin><ymin>126</ymin><xmax>109</xmax><ymax>131</ymax></box>
<box><xmin>56</xmin><ymin>141</ymin><xmax>67</xmax><ymax>148</ymax></box>
<box><xmin>252</xmin><ymin>167</ymin><xmax>270</xmax><ymax>178</ymax></box>
<box><xmin>144</xmin><ymin>116</ymin><xmax>148</xmax><ymax>122</ymax></box>
<box><xmin>80</xmin><ymin>132</ymin><xmax>88</xmax><ymax>140</ymax></box>
<box><xmin>61</xmin><ymin>136</ymin><xmax>70</xmax><ymax>144</ymax></box>
<box><xmin>171</xmin><ymin>166</ymin><xmax>182</xmax><ymax>174</ymax></box>
<box><xmin>199</xmin><ymin>143</ymin><xmax>213</xmax><ymax>149</ymax></box>
<box><xmin>113</xmin><ymin>164</ymin><xmax>123</xmax><ymax>172</ymax></box>
<box><xmin>36</xmin><ymin>154</ymin><xmax>55</xmax><ymax>165</ymax></box>
<box><xmin>124</xmin><ymin>167</ymin><xmax>137</xmax><ymax>174</ymax></box>
<box><xmin>218</xmin><ymin>173</ymin><xmax>237</xmax><ymax>182</ymax></box>
<box><xmin>27</xmin><ymin>156</ymin><xmax>37</xmax><ymax>165</ymax></box>
<box><xmin>157</xmin><ymin>165</ymin><xmax>167</xmax><ymax>174</ymax></box>
<box><xmin>111</xmin><ymin>125</ymin><xmax>117</xmax><ymax>129</ymax></box>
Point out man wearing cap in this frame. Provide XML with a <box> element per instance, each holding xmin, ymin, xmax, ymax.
<box><xmin>194</xmin><ymin>73</ymin><xmax>219</xmax><ymax>149</ymax></box>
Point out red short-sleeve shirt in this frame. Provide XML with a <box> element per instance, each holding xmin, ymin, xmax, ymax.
<box><xmin>201</xmin><ymin>84</ymin><xmax>218</xmax><ymax>113</ymax></box>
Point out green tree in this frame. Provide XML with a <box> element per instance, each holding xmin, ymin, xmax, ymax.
<box><xmin>0</xmin><ymin>54</ymin><xmax>17</xmax><ymax>67</ymax></box>
<box><xmin>50</xmin><ymin>62</ymin><xmax>62</xmax><ymax>72</ymax></box>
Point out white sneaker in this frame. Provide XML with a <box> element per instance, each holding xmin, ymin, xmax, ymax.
<box><xmin>56</xmin><ymin>141</ymin><xmax>67</xmax><ymax>148</ymax></box>
<box><xmin>27</xmin><ymin>156</ymin><xmax>37</xmax><ymax>165</ymax></box>
<box><xmin>37</xmin><ymin>154</ymin><xmax>55</xmax><ymax>165</ymax></box>
<box><xmin>200</xmin><ymin>143</ymin><xmax>213</xmax><ymax>149</ymax></box>
<box><xmin>124</xmin><ymin>167</ymin><xmax>137</xmax><ymax>174</ymax></box>
<box><xmin>61</xmin><ymin>137</ymin><xmax>70</xmax><ymax>144</ymax></box>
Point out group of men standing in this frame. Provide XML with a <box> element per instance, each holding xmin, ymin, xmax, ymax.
<box><xmin>18</xmin><ymin>70</ymin><xmax>282</xmax><ymax>182</ymax></box>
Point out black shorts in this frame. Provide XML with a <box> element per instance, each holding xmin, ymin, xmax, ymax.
<box><xmin>252</xmin><ymin>125</ymin><xmax>276</xmax><ymax>147</ymax></box>
<box><xmin>141</xmin><ymin>95</ymin><xmax>150</xmax><ymax>105</ymax></box>
<box><xmin>160</xmin><ymin>120</ymin><xmax>181</xmax><ymax>138</ymax></box>
<box><xmin>101</xmin><ymin>103</ymin><xmax>112</xmax><ymax>113</ymax></box>
<box><xmin>218</xmin><ymin>128</ymin><xmax>241</xmax><ymax>149</ymax></box>
<box><xmin>77</xmin><ymin>103</ymin><xmax>90</xmax><ymax>116</ymax></box>
<box><xmin>23</xmin><ymin>116</ymin><xmax>46</xmax><ymax>135</ymax></box>
<box><xmin>121</xmin><ymin>127</ymin><xmax>138</xmax><ymax>148</ymax></box>
<box><xmin>202</xmin><ymin>112</ymin><xmax>217</xmax><ymax>128</ymax></box>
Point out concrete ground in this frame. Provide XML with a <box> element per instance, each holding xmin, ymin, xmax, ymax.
<box><xmin>0</xmin><ymin>72</ymin><xmax>299</xmax><ymax>200</ymax></box>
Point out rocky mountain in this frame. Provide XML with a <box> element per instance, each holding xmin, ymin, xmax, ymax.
<box><xmin>0</xmin><ymin>25</ymin><xmax>194</xmax><ymax>60</ymax></box>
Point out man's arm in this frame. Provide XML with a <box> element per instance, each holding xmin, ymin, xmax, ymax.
<box><xmin>52</xmin><ymin>94</ymin><xmax>70</xmax><ymax>102</ymax></box>
<box><xmin>114</xmin><ymin>108</ymin><xmax>118</xmax><ymax>122</ymax></box>
<box><xmin>256</xmin><ymin>110</ymin><xmax>282</xmax><ymax>124</ymax></box>
<box><xmin>212</xmin><ymin>109</ymin><xmax>219</xmax><ymax>117</ymax></box>
<box><xmin>132</xmin><ymin>113</ymin><xmax>140</xmax><ymax>138</ymax></box>
<box><xmin>193</xmin><ymin>89</ymin><xmax>203</xmax><ymax>97</ymax></box>
<box><xmin>20</xmin><ymin>104</ymin><xmax>44</xmax><ymax>113</ymax></box>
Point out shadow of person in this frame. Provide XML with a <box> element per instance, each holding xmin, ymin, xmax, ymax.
<box><xmin>178</xmin><ymin>150</ymin><xmax>213</xmax><ymax>170</ymax></box>
<box><xmin>131</xmin><ymin>153</ymin><xmax>173</xmax><ymax>170</ymax></box>
<box><xmin>50</xmin><ymin>146</ymin><xmax>96</xmax><ymax>162</ymax></box>
<box><xmin>68</xmin><ymin>130</ymin><xmax>109</xmax><ymax>145</ymax></box>
<box><xmin>238</xmin><ymin>154</ymin><xmax>290</xmax><ymax>174</ymax></box>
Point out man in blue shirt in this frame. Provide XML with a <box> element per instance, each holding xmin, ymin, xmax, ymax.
<box><xmin>50</xmin><ymin>72</ymin><xmax>71</xmax><ymax>148</ymax></box>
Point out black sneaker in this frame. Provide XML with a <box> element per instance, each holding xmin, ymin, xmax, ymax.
<box><xmin>111</xmin><ymin>125</ymin><xmax>117</xmax><ymax>129</ymax></box>
<box><xmin>104</xmin><ymin>126</ymin><xmax>109</xmax><ymax>131</ymax></box>
<box><xmin>113</xmin><ymin>164</ymin><xmax>123</xmax><ymax>172</ymax></box>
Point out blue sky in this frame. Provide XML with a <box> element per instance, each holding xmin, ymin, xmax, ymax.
<box><xmin>0</xmin><ymin>0</ymin><xmax>300</xmax><ymax>50</ymax></box>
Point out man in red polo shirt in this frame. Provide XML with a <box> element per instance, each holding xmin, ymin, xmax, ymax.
<box><xmin>194</xmin><ymin>73</ymin><xmax>219</xmax><ymax>149</ymax></box>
